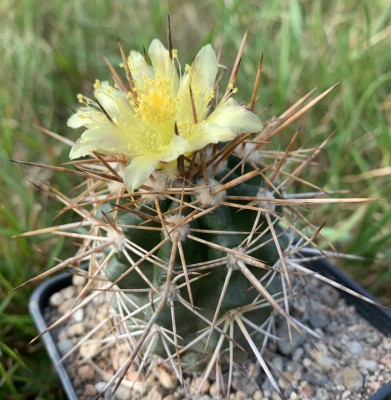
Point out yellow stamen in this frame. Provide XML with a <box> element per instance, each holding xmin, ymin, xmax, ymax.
<box><xmin>135</xmin><ymin>77</ymin><xmax>176</xmax><ymax>122</ymax></box>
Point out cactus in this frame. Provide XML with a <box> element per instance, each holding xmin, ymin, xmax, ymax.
<box><xmin>15</xmin><ymin>26</ymin><xmax>375</xmax><ymax>399</ymax></box>
<box><xmin>104</xmin><ymin>166</ymin><xmax>288</xmax><ymax>370</ymax></box>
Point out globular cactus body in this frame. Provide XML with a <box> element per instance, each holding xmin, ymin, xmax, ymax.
<box><xmin>105</xmin><ymin>165</ymin><xmax>287</xmax><ymax>370</ymax></box>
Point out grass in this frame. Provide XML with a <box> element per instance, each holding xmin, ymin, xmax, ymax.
<box><xmin>0</xmin><ymin>0</ymin><xmax>390</xmax><ymax>398</ymax></box>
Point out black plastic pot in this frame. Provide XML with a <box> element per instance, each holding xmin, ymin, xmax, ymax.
<box><xmin>29</xmin><ymin>270</ymin><xmax>79</xmax><ymax>400</ymax></box>
<box><xmin>29</xmin><ymin>251</ymin><xmax>391</xmax><ymax>400</ymax></box>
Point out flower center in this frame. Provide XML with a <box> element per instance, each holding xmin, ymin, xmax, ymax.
<box><xmin>135</xmin><ymin>77</ymin><xmax>176</xmax><ymax>123</ymax></box>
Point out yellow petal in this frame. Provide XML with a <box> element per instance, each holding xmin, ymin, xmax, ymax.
<box><xmin>148</xmin><ymin>39</ymin><xmax>179</xmax><ymax>93</ymax></box>
<box><xmin>94</xmin><ymin>82</ymin><xmax>135</xmax><ymax>126</ymax></box>
<box><xmin>176</xmin><ymin>72</ymin><xmax>191</xmax><ymax>122</ymax></box>
<box><xmin>69</xmin><ymin>122</ymin><xmax>136</xmax><ymax>159</ymax></box>
<box><xmin>206</xmin><ymin>98</ymin><xmax>263</xmax><ymax>134</ymax></box>
<box><xmin>190</xmin><ymin>44</ymin><xmax>218</xmax><ymax>93</ymax></box>
<box><xmin>67</xmin><ymin>108</ymin><xmax>106</xmax><ymax>129</ymax></box>
<box><xmin>186</xmin><ymin>123</ymin><xmax>235</xmax><ymax>152</ymax></box>
<box><xmin>148</xmin><ymin>39</ymin><xmax>170</xmax><ymax>76</ymax></box>
<box><xmin>159</xmin><ymin>134</ymin><xmax>190</xmax><ymax>162</ymax></box>
<box><xmin>189</xmin><ymin>44</ymin><xmax>218</xmax><ymax>119</ymax></box>
<box><xmin>176</xmin><ymin>45</ymin><xmax>218</xmax><ymax>123</ymax></box>
<box><xmin>124</xmin><ymin>156</ymin><xmax>160</xmax><ymax>192</ymax></box>
<box><xmin>128</xmin><ymin>50</ymin><xmax>153</xmax><ymax>88</ymax></box>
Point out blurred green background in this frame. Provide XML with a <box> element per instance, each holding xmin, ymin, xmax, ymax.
<box><xmin>1</xmin><ymin>0</ymin><xmax>390</xmax><ymax>398</ymax></box>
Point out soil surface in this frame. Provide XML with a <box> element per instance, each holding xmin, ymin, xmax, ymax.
<box><xmin>44</xmin><ymin>271</ymin><xmax>391</xmax><ymax>400</ymax></box>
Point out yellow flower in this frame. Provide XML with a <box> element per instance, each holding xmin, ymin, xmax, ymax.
<box><xmin>68</xmin><ymin>39</ymin><xmax>262</xmax><ymax>191</ymax></box>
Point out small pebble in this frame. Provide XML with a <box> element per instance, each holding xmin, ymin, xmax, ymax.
<box><xmin>298</xmin><ymin>382</ymin><xmax>314</xmax><ymax>398</ymax></box>
<box><xmin>155</xmin><ymin>366</ymin><xmax>177</xmax><ymax>390</ymax></box>
<box><xmin>235</xmin><ymin>390</ymin><xmax>248</xmax><ymax>400</ymax></box>
<box><xmin>62</xmin><ymin>286</ymin><xmax>76</xmax><ymax>300</ymax></box>
<box><xmin>315</xmin><ymin>388</ymin><xmax>330</xmax><ymax>400</ymax></box>
<box><xmin>146</xmin><ymin>385</ymin><xmax>163</xmax><ymax>400</ymax></box>
<box><xmin>346</xmin><ymin>340</ymin><xmax>364</xmax><ymax>356</ymax></box>
<box><xmin>49</xmin><ymin>292</ymin><xmax>63</xmax><ymax>306</ymax></box>
<box><xmin>342</xmin><ymin>367</ymin><xmax>363</xmax><ymax>391</ymax></box>
<box><xmin>95</xmin><ymin>382</ymin><xmax>107</xmax><ymax>393</ymax></box>
<box><xmin>302</xmin><ymin>357</ymin><xmax>312</xmax><ymax>368</ymax></box>
<box><xmin>285</xmin><ymin>361</ymin><xmax>302</xmax><ymax>375</ymax></box>
<box><xmin>358</xmin><ymin>359</ymin><xmax>378</xmax><ymax>372</ymax></box>
<box><xmin>125</xmin><ymin>370</ymin><xmax>142</xmax><ymax>382</ymax></box>
<box><xmin>342</xmin><ymin>390</ymin><xmax>351</xmax><ymax>399</ymax></box>
<box><xmin>271</xmin><ymin>391</ymin><xmax>281</xmax><ymax>400</ymax></box>
<box><xmin>232</xmin><ymin>369</ymin><xmax>259</xmax><ymax>395</ymax></box>
<box><xmin>313</xmin><ymin>354</ymin><xmax>335</xmax><ymax>371</ymax></box>
<box><xmin>67</xmin><ymin>365</ymin><xmax>76</xmax><ymax>378</ymax></box>
<box><xmin>57</xmin><ymin>339</ymin><xmax>73</xmax><ymax>355</ymax></box>
<box><xmin>67</xmin><ymin>322</ymin><xmax>85</xmax><ymax>336</ymax></box>
<box><xmin>253</xmin><ymin>390</ymin><xmax>262</xmax><ymax>400</ymax></box>
<box><xmin>57</xmin><ymin>330</ymin><xmax>68</xmax><ymax>341</ymax></box>
<box><xmin>276</xmin><ymin>326</ymin><xmax>304</xmax><ymax>356</ymax></box>
<box><xmin>78</xmin><ymin>364</ymin><xmax>95</xmax><ymax>382</ymax></box>
<box><xmin>278</xmin><ymin>375</ymin><xmax>291</xmax><ymax>390</ymax></box>
<box><xmin>293</xmin><ymin>348</ymin><xmax>304</xmax><ymax>362</ymax></box>
<box><xmin>80</xmin><ymin>341</ymin><xmax>101</xmax><ymax>359</ymax></box>
<box><xmin>309</xmin><ymin>310</ymin><xmax>329</xmax><ymax>329</ymax></box>
<box><xmin>112</xmin><ymin>354</ymin><xmax>129</xmax><ymax>371</ymax></box>
<box><xmin>72</xmin><ymin>274</ymin><xmax>87</xmax><ymax>286</ymax></box>
<box><xmin>271</xmin><ymin>356</ymin><xmax>283</xmax><ymax>372</ymax></box>
<box><xmin>209</xmin><ymin>382</ymin><xmax>218</xmax><ymax>397</ymax></box>
<box><xmin>261</xmin><ymin>380</ymin><xmax>274</xmax><ymax>394</ymax></box>
<box><xmin>383</xmin><ymin>338</ymin><xmax>391</xmax><ymax>350</ymax></box>
<box><xmin>379</xmin><ymin>356</ymin><xmax>391</xmax><ymax>366</ymax></box>
<box><xmin>302</xmin><ymin>372</ymin><xmax>329</xmax><ymax>386</ymax></box>
<box><xmin>311</xmin><ymin>344</ymin><xmax>335</xmax><ymax>371</ymax></box>
<box><xmin>303</xmin><ymin>342</ymin><xmax>312</xmax><ymax>354</ymax></box>
<box><xmin>366</xmin><ymin>335</ymin><xmax>382</xmax><ymax>347</ymax></box>
<box><xmin>84</xmin><ymin>384</ymin><xmax>96</xmax><ymax>396</ymax></box>
<box><xmin>72</xmin><ymin>308</ymin><xmax>84</xmax><ymax>323</ymax></box>
<box><xmin>191</xmin><ymin>376</ymin><xmax>210</xmax><ymax>394</ymax></box>
<box><xmin>114</xmin><ymin>385</ymin><xmax>133</xmax><ymax>400</ymax></box>
<box><xmin>319</xmin><ymin>285</ymin><xmax>339</xmax><ymax>307</ymax></box>
<box><xmin>58</xmin><ymin>298</ymin><xmax>75</xmax><ymax>314</ymax></box>
<box><xmin>73</xmin><ymin>375</ymin><xmax>82</xmax><ymax>389</ymax></box>
<box><xmin>293</xmin><ymin>370</ymin><xmax>302</xmax><ymax>381</ymax></box>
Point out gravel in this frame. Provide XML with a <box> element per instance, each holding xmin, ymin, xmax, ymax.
<box><xmin>44</xmin><ymin>272</ymin><xmax>391</xmax><ymax>400</ymax></box>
